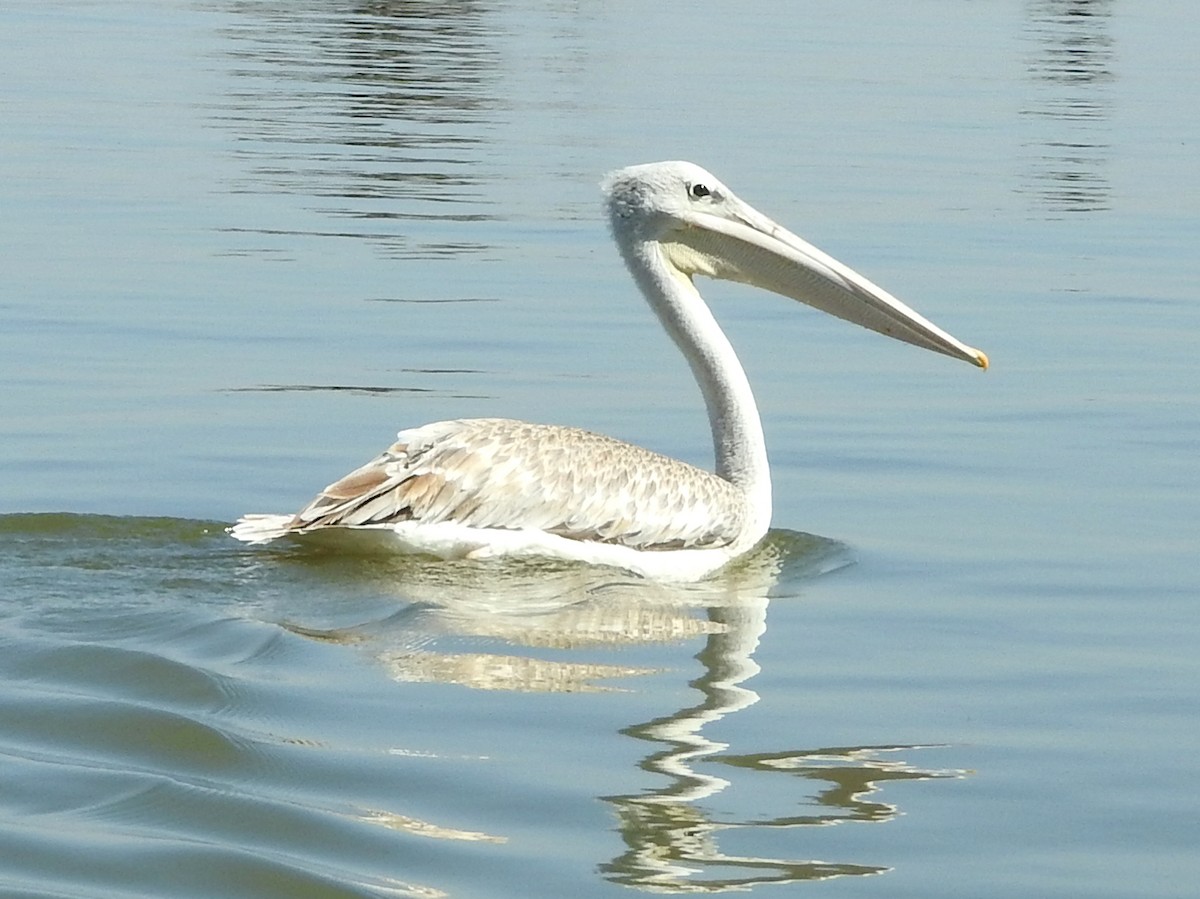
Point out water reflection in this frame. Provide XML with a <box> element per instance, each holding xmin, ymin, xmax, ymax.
<box><xmin>600</xmin><ymin>599</ymin><xmax>959</xmax><ymax>890</ymax></box>
<box><xmin>285</xmin><ymin>532</ymin><xmax>966</xmax><ymax>890</ymax></box>
<box><xmin>1020</xmin><ymin>0</ymin><xmax>1115</xmax><ymax>216</ymax></box>
<box><xmin>213</xmin><ymin>1</ymin><xmax>505</xmax><ymax>256</ymax></box>
<box><xmin>226</xmin><ymin>379</ymin><xmax>492</xmax><ymax>400</ymax></box>
<box><xmin>603</xmin><ymin>743</ymin><xmax>956</xmax><ymax>889</ymax></box>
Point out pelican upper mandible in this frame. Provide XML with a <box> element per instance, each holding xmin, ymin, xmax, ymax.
<box><xmin>230</xmin><ymin>161</ymin><xmax>987</xmax><ymax>580</ymax></box>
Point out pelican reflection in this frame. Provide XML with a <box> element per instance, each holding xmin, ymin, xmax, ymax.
<box><xmin>283</xmin><ymin>531</ymin><xmax>965</xmax><ymax>890</ymax></box>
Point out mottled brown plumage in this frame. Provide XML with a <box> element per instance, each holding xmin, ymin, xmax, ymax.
<box><xmin>285</xmin><ymin>419</ymin><xmax>746</xmax><ymax>551</ymax></box>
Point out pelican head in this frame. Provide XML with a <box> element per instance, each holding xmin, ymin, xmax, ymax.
<box><xmin>602</xmin><ymin>161</ymin><xmax>988</xmax><ymax>369</ymax></box>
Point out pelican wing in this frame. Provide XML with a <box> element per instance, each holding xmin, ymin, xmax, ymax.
<box><xmin>285</xmin><ymin>418</ymin><xmax>746</xmax><ymax>550</ymax></box>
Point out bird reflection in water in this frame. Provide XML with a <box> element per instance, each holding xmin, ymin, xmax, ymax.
<box><xmin>597</xmin><ymin>572</ymin><xmax>963</xmax><ymax>889</ymax></box>
<box><xmin>282</xmin><ymin>532</ymin><xmax>966</xmax><ymax>890</ymax></box>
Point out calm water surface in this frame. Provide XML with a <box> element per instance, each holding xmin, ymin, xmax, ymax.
<box><xmin>2</xmin><ymin>1</ymin><xmax>1198</xmax><ymax>897</ymax></box>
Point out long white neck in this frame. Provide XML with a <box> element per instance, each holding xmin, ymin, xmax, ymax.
<box><xmin>621</xmin><ymin>239</ymin><xmax>772</xmax><ymax>534</ymax></box>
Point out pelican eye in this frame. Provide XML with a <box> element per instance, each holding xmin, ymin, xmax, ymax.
<box><xmin>688</xmin><ymin>182</ymin><xmax>711</xmax><ymax>200</ymax></box>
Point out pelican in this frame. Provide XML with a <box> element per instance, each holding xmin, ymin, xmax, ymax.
<box><xmin>231</xmin><ymin>161</ymin><xmax>987</xmax><ymax>580</ymax></box>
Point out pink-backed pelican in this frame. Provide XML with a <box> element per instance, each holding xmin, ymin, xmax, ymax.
<box><xmin>230</xmin><ymin>161</ymin><xmax>987</xmax><ymax>579</ymax></box>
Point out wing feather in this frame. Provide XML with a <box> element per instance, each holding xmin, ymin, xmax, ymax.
<box><xmin>282</xmin><ymin>418</ymin><xmax>746</xmax><ymax>550</ymax></box>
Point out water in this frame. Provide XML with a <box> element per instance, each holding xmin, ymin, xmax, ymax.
<box><xmin>2</xmin><ymin>1</ymin><xmax>1197</xmax><ymax>896</ymax></box>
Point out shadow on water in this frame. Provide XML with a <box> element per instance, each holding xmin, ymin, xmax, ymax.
<box><xmin>1019</xmin><ymin>0</ymin><xmax>1116</xmax><ymax>217</ymax></box>
<box><xmin>271</xmin><ymin>527</ymin><xmax>968</xmax><ymax>890</ymax></box>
